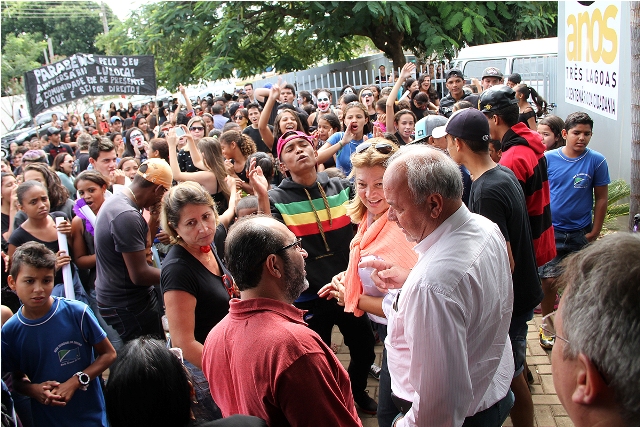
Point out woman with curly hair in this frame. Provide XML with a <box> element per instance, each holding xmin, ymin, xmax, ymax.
<box><xmin>418</xmin><ymin>73</ymin><xmax>440</xmax><ymax>107</ymax></box>
<box><xmin>219</xmin><ymin>130</ymin><xmax>257</xmax><ymax>194</ymax></box>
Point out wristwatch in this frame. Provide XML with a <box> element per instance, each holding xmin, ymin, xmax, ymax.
<box><xmin>75</xmin><ymin>371</ymin><xmax>90</xmax><ymax>391</ymax></box>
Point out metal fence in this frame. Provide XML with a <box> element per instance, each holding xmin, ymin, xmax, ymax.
<box><xmin>249</xmin><ymin>53</ymin><xmax>449</xmax><ymax>103</ymax></box>
<box><xmin>248</xmin><ymin>51</ymin><xmax>557</xmax><ymax>109</ymax></box>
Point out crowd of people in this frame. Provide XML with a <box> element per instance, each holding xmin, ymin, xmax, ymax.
<box><xmin>0</xmin><ymin>60</ymin><xmax>638</xmax><ymax>427</ymax></box>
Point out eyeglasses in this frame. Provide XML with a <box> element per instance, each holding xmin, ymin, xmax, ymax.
<box><xmin>355</xmin><ymin>141</ymin><xmax>394</xmax><ymax>155</ymax></box>
<box><xmin>190</xmin><ymin>126</ymin><xmax>205</xmax><ymax>131</ymax></box>
<box><xmin>257</xmin><ymin>237</ymin><xmax>304</xmax><ymax>266</ymax></box>
<box><xmin>222</xmin><ymin>273</ymin><xmax>240</xmax><ymax>299</ymax></box>
<box><xmin>361</xmin><ymin>92</ymin><xmax>373</xmax><ymax>97</ymax></box>
<box><xmin>540</xmin><ymin>311</ymin><xmax>570</xmax><ymax>344</ymax></box>
<box><xmin>277</xmin><ymin>237</ymin><xmax>303</xmax><ymax>253</ymax></box>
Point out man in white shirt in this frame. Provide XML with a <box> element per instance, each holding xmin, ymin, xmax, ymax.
<box><xmin>361</xmin><ymin>145</ymin><xmax>515</xmax><ymax>427</ymax></box>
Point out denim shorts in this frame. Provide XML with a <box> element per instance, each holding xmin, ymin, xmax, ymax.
<box><xmin>538</xmin><ymin>226</ymin><xmax>591</xmax><ymax>279</ymax></box>
<box><xmin>509</xmin><ymin>309</ymin><xmax>534</xmax><ymax>377</ymax></box>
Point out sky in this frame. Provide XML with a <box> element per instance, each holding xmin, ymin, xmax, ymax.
<box><xmin>99</xmin><ymin>0</ymin><xmax>153</xmax><ymax>21</ymax></box>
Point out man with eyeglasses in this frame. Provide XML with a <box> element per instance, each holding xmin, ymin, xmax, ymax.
<box><xmin>202</xmin><ymin>216</ymin><xmax>362</xmax><ymax>427</ymax></box>
<box><xmin>548</xmin><ymin>233</ymin><xmax>640</xmax><ymax>427</ymax></box>
<box><xmin>360</xmin><ymin>145</ymin><xmax>515</xmax><ymax>427</ymax></box>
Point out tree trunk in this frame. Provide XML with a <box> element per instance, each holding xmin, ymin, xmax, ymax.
<box><xmin>631</xmin><ymin>2</ymin><xmax>640</xmax><ymax>230</ymax></box>
<box><xmin>364</xmin><ymin>28</ymin><xmax>407</xmax><ymax>77</ymax></box>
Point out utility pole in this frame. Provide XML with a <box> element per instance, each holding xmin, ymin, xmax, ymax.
<box><xmin>100</xmin><ymin>2</ymin><xmax>109</xmax><ymax>34</ymax></box>
<box><xmin>48</xmin><ymin>38</ymin><xmax>54</xmax><ymax>61</ymax></box>
<box><xmin>631</xmin><ymin>1</ymin><xmax>640</xmax><ymax>229</ymax></box>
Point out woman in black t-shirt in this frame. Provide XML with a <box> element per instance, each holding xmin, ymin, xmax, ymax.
<box><xmin>160</xmin><ymin>182</ymin><xmax>237</xmax><ymax>422</ymax></box>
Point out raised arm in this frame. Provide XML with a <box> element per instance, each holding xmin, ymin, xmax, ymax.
<box><xmin>179</xmin><ymin>84</ymin><xmax>193</xmax><ymax>114</ymax></box>
<box><xmin>316</xmin><ymin>132</ymin><xmax>345</xmax><ymax>165</ymax></box>
<box><xmin>167</xmin><ymin>127</ymin><xmax>190</xmax><ymax>183</ymax></box>
<box><xmin>184</xmin><ymin>128</ymin><xmax>208</xmax><ymax>171</ymax></box>
<box><xmin>218</xmin><ymin>177</ymin><xmax>240</xmax><ymax>230</ymax></box>
<box><xmin>247</xmin><ymin>158</ymin><xmax>271</xmax><ymax>214</ymax></box>
<box><xmin>386</xmin><ymin>63</ymin><xmax>416</xmax><ymax>131</ymax></box>
<box><xmin>258</xmin><ymin>84</ymin><xmax>281</xmax><ymax>149</ymax></box>
<box><xmin>253</xmin><ymin>87</ymin><xmax>270</xmax><ymax>103</ymax></box>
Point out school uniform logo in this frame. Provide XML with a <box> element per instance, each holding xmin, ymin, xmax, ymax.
<box><xmin>55</xmin><ymin>341</ymin><xmax>82</xmax><ymax>366</ymax></box>
<box><xmin>573</xmin><ymin>173</ymin><xmax>592</xmax><ymax>189</ymax></box>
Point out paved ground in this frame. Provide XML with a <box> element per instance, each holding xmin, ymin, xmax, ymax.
<box><xmin>332</xmin><ymin>314</ymin><xmax>575</xmax><ymax>427</ymax></box>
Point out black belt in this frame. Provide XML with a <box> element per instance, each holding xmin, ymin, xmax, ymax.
<box><xmin>391</xmin><ymin>392</ymin><xmax>412</xmax><ymax>415</ymax></box>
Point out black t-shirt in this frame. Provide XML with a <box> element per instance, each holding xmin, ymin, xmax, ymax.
<box><xmin>1</xmin><ymin>212</ymin><xmax>9</xmax><ymax>253</ymax></box>
<box><xmin>43</xmin><ymin>143</ymin><xmax>74</xmax><ymax>166</ymax></box>
<box><xmin>117</xmin><ymin>108</ymin><xmax>128</xmax><ymax>119</ymax></box>
<box><xmin>518</xmin><ymin>110</ymin><xmax>536</xmax><ymax>128</ymax></box>
<box><xmin>468</xmin><ymin>165</ymin><xmax>543</xmax><ymax>316</ymax></box>
<box><xmin>73</xmin><ymin>152</ymin><xmax>91</xmax><ymax>175</ymax></box>
<box><xmin>160</xmin><ymin>244</ymin><xmax>231</xmax><ymax>344</ymax></box>
<box><xmin>243</xmin><ymin>125</ymin><xmax>273</xmax><ymax>154</ymax></box>
<box><xmin>8</xmin><ymin>212</ymin><xmax>68</xmax><ymax>284</ymax></box>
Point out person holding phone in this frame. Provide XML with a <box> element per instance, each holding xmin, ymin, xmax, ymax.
<box><xmin>167</xmin><ymin>125</ymin><xmax>231</xmax><ymax>214</ymax></box>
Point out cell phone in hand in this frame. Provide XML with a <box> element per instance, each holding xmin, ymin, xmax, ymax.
<box><xmin>175</xmin><ymin>127</ymin><xmax>186</xmax><ymax>138</ymax></box>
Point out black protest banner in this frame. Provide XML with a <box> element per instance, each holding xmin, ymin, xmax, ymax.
<box><xmin>24</xmin><ymin>54</ymin><xmax>156</xmax><ymax>117</ymax></box>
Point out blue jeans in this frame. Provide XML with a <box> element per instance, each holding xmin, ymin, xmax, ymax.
<box><xmin>98</xmin><ymin>292</ymin><xmax>164</xmax><ymax>343</ymax></box>
<box><xmin>294</xmin><ymin>297</ymin><xmax>375</xmax><ymax>398</ymax></box>
<box><xmin>184</xmin><ymin>360</ymin><xmax>223</xmax><ymax>422</ymax></box>
<box><xmin>538</xmin><ymin>226</ymin><xmax>591</xmax><ymax>279</ymax></box>
<box><xmin>372</xmin><ymin>321</ymin><xmax>396</xmax><ymax>427</ymax></box>
<box><xmin>87</xmin><ymin>290</ymin><xmax>123</xmax><ymax>352</ymax></box>
<box><xmin>462</xmin><ymin>390</ymin><xmax>514</xmax><ymax>427</ymax></box>
<box><xmin>509</xmin><ymin>309</ymin><xmax>534</xmax><ymax>377</ymax></box>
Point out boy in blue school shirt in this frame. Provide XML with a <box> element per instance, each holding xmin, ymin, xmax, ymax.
<box><xmin>1</xmin><ymin>242</ymin><xmax>116</xmax><ymax>426</ymax></box>
<box><xmin>539</xmin><ymin>111</ymin><xmax>610</xmax><ymax>348</ymax></box>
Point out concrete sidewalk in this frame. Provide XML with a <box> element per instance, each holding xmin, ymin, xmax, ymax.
<box><xmin>332</xmin><ymin>315</ymin><xmax>574</xmax><ymax>427</ymax></box>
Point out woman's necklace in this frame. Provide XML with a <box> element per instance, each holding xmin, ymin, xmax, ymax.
<box><xmin>199</xmin><ymin>244</ymin><xmax>212</xmax><ymax>262</ymax></box>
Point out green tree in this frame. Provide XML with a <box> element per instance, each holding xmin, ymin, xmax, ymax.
<box><xmin>1</xmin><ymin>1</ymin><xmax>116</xmax><ymax>57</ymax></box>
<box><xmin>99</xmin><ymin>1</ymin><xmax>557</xmax><ymax>88</ymax></box>
<box><xmin>1</xmin><ymin>33</ymin><xmax>48</xmax><ymax>96</ymax></box>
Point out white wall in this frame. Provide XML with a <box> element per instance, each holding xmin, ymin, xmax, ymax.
<box><xmin>555</xmin><ymin>1</ymin><xmax>631</xmax><ymax>182</ymax></box>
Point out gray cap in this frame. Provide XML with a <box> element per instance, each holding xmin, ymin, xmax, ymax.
<box><xmin>414</xmin><ymin>115</ymin><xmax>448</xmax><ymax>142</ymax></box>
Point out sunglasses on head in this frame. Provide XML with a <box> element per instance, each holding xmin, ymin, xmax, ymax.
<box><xmin>355</xmin><ymin>141</ymin><xmax>393</xmax><ymax>155</ymax></box>
<box><xmin>190</xmin><ymin>126</ymin><xmax>205</xmax><ymax>131</ymax></box>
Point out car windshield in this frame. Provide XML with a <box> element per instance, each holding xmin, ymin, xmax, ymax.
<box><xmin>9</xmin><ymin>118</ymin><xmax>30</xmax><ymax>132</ymax></box>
